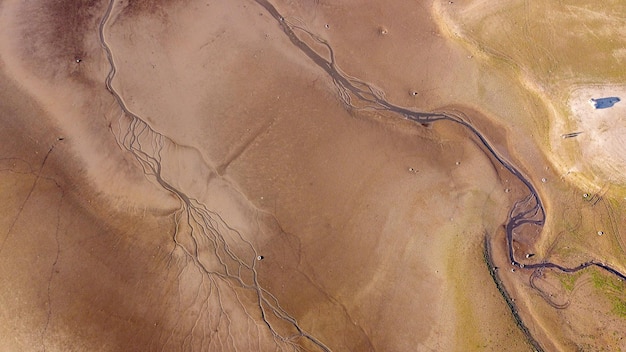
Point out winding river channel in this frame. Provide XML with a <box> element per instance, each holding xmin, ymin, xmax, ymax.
<box><xmin>98</xmin><ymin>0</ymin><xmax>626</xmax><ymax>350</ymax></box>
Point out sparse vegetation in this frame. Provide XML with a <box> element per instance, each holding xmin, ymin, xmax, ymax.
<box><xmin>559</xmin><ymin>271</ymin><xmax>582</xmax><ymax>291</ymax></box>
<box><xmin>611</xmin><ymin>298</ymin><xmax>626</xmax><ymax>318</ymax></box>
<box><xmin>438</xmin><ymin>1</ymin><xmax>626</xmax><ymax>348</ymax></box>
<box><xmin>591</xmin><ymin>270</ymin><xmax>624</xmax><ymax>292</ymax></box>
<box><xmin>589</xmin><ymin>270</ymin><xmax>626</xmax><ymax>319</ymax></box>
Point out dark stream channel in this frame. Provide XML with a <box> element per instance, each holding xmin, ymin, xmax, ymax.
<box><xmin>98</xmin><ymin>0</ymin><xmax>626</xmax><ymax>349</ymax></box>
<box><xmin>253</xmin><ymin>0</ymin><xmax>626</xmax><ymax>349</ymax></box>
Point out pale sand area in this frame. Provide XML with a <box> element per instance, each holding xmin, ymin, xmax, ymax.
<box><xmin>0</xmin><ymin>0</ymin><xmax>540</xmax><ymax>351</ymax></box>
<box><xmin>562</xmin><ymin>85</ymin><xmax>626</xmax><ymax>186</ymax></box>
<box><xmin>437</xmin><ymin>0</ymin><xmax>626</xmax><ymax>191</ymax></box>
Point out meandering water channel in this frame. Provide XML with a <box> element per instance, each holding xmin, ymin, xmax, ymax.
<box><xmin>98</xmin><ymin>0</ymin><xmax>626</xmax><ymax>350</ymax></box>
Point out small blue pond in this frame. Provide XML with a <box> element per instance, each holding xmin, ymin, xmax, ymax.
<box><xmin>590</xmin><ymin>97</ymin><xmax>621</xmax><ymax>109</ymax></box>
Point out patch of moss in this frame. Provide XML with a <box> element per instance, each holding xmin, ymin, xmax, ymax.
<box><xmin>611</xmin><ymin>298</ymin><xmax>626</xmax><ymax>318</ymax></box>
<box><xmin>590</xmin><ymin>270</ymin><xmax>626</xmax><ymax>319</ymax></box>
<box><xmin>591</xmin><ymin>270</ymin><xmax>624</xmax><ymax>292</ymax></box>
<box><xmin>559</xmin><ymin>271</ymin><xmax>582</xmax><ymax>291</ymax></box>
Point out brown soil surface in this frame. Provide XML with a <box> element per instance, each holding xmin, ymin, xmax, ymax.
<box><xmin>1</xmin><ymin>0</ymin><xmax>625</xmax><ymax>351</ymax></box>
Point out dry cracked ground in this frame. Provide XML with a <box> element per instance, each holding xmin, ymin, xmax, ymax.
<box><xmin>1</xmin><ymin>0</ymin><xmax>626</xmax><ymax>351</ymax></box>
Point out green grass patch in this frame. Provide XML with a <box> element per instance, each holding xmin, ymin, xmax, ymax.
<box><xmin>590</xmin><ymin>270</ymin><xmax>626</xmax><ymax>319</ymax></box>
<box><xmin>559</xmin><ymin>271</ymin><xmax>583</xmax><ymax>291</ymax></box>
<box><xmin>611</xmin><ymin>298</ymin><xmax>626</xmax><ymax>318</ymax></box>
<box><xmin>591</xmin><ymin>270</ymin><xmax>624</xmax><ymax>292</ymax></box>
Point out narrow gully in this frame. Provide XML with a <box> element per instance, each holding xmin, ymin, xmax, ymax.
<box><xmin>253</xmin><ymin>0</ymin><xmax>626</xmax><ymax>348</ymax></box>
<box><xmin>96</xmin><ymin>0</ymin><xmax>626</xmax><ymax>349</ymax></box>
<box><xmin>98</xmin><ymin>0</ymin><xmax>332</xmax><ymax>350</ymax></box>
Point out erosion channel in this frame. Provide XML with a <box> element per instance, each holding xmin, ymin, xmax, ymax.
<box><xmin>98</xmin><ymin>0</ymin><xmax>626</xmax><ymax>351</ymax></box>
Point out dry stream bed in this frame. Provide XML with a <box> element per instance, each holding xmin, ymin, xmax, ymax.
<box><xmin>1</xmin><ymin>0</ymin><xmax>626</xmax><ymax>351</ymax></box>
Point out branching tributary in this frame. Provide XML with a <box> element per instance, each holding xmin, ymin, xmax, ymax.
<box><xmin>98</xmin><ymin>0</ymin><xmax>626</xmax><ymax>350</ymax></box>
<box><xmin>99</xmin><ymin>0</ymin><xmax>332</xmax><ymax>351</ymax></box>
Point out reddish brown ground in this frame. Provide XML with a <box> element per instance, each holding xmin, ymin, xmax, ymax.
<box><xmin>5</xmin><ymin>0</ymin><xmax>625</xmax><ymax>351</ymax></box>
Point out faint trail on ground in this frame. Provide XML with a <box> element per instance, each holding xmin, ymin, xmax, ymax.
<box><xmin>0</xmin><ymin>146</ymin><xmax>65</xmax><ymax>351</ymax></box>
<box><xmin>41</xmin><ymin>189</ymin><xmax>65</xmax><ymax>352</ymax></box>
<box><xmin>0</xmin><ymin>143</ymin><xmax>58</xmax><ymax>257</ymax></box>
<box><xmin>98</xmin><ymin>0</ymin><xmax>331</xmax><ymax>350</ymax></box>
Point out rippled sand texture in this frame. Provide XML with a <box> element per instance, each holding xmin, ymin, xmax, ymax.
<box><xmin>1</xmin><ymin>0</ymin><xmax>626</xmax><ymax>351</ymax></box>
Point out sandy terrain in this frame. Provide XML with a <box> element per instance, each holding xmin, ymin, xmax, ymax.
<box><xmin>562</xmin><ymin>85</ymin><xmax>626</xmax><ymax>185</ymax></box>
<box><xmin>438</xmin><ymin>1</ymin><xmax>626</xmax><ymax>351</ymax></box>
<box><xmin>1</xmin><ymin>0</ymin><xmax>626</xmax><ymax>351</ymax></box>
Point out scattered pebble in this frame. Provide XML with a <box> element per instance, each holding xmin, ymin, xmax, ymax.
<box><xmin>455</xmin><ymin>161</ymin><xmax>460</xmax><ymax>165</ymax></box>
<box><xmin>257</xmin><ymin>255</ymin><xmax>264</xmax><ymax>261</ymax></box>
<box><xmin>324</xmin><ymin>24</ymin><xmax>329</xmax><ymax>29</ymax></box>
<box><xmin>598</xmin><ymin>231</ymin><xmax>604</xmax><ymax>236</ymax></box>
<box><xmin>505</xmin><ymin>188</ymin><xmax>510</xmax><ymax>193</ymax></box>
<box><xmin>583</xmin><ymin>193</ymin><xmax>589</xmax><ymax>198</ymax></box>
<box><xmin>541</xmin><ymin>177</ymin><xmax>547</xmax><ymax>183</ymax></box>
